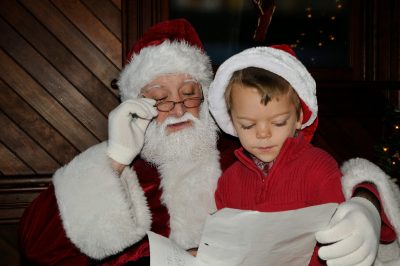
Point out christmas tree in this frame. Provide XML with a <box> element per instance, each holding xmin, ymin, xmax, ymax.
<box><xmin>374</xmin><ymin>108</ymin><xmax>400</xmax><ymax>181</ymax></box>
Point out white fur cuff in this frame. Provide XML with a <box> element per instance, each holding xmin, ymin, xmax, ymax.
<box><xmin>341</xmin><ymin>158</ymin><xmax>400</xmax><ymax>264</ymax></box>
<box><xmin>53</xmin><ymin>142</ymin><xmax>151</xmax><ymax>259</ymax></box>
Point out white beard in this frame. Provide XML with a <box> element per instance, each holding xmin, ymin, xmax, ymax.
<box><xmin>141</xmin><ymin>106</ymin><xmax>222</xmax><ymax>249</ymax></box>
<box><xmin>141</xmin><ymin>106</ymin><xmax>218</xmax><ymax>167</ymax></box>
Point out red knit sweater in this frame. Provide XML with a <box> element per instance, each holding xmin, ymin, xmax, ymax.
<box><xmin>215</xmin><ymin>136</ymin><xmax>345</xmax><ymax>265</ymax></box>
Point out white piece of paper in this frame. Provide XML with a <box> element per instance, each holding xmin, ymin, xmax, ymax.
<box><xmin>148</xmin><ymin>231</ymin><xmax>196</xmax><ymax>266</ymax></box>
<box><xmin>148</xmin><ymin>203</ymin><xmax>338</xmax><ymax>266</ymax></box>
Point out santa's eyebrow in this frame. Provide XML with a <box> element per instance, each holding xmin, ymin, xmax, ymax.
<box><xmin>183</xmin><ymin>78</ymin><xmax>197</xmax><ymax>83</ymax></box>
<box><xmin>146</xmin><ymin>84</ymin><xmax>162</xmax><ymax>90</ymax></box>
<box><xmin>141</xmin><ymin>84</ymin><xmax>163</xmax><ymax>94</ymax></box>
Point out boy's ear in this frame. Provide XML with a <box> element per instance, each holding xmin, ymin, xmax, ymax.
<box><xmin>296</xmin><ymin>109</ymin><xmax>304</xmax><ymax>129</ymax></box>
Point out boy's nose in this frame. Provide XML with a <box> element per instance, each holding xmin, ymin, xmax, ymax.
<box><xmin>256</xmin><ymin>125</ymin><xmax>271</xmax><ymax>139</ymax></box>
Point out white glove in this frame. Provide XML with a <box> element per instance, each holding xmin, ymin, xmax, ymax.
<box><xmin>107</xmin><ymin>98</ymin><xmax>157</xmax><ymax>165</ymax></box>
<box><xmin>316</xmin><ymin>197</ymin><xmax>381</xmax><ymax>266</ymax></box>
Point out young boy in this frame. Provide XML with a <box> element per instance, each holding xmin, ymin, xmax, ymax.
<box><xmin>208</xmin><ymin>45</ymin><xmax>345</xmax><ymax>265</ymax></box>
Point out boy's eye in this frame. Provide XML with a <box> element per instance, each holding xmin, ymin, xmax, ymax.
<box><xmin>241</xmin><ymin>124</ymin><xmax>254</xmax><ymax>130</ymax></box>
<box><xmin>273</xmin><ymin>120</ymin><xmax>288</xmax><ymax>127</ymax></box>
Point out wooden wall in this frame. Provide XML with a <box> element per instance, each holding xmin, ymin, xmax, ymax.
<box><xmin>0</xmin><ymin>0</ymin><xmax>122</xmax><ymax>224</ymax></box>
<box><xmin>0</xmin><ymin>0</ymin><xmax>399</xmax><ymax>225</ymax></box>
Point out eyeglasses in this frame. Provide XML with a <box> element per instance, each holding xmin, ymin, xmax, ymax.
<box><xmin>155</xmin><ymin>97</ymin><xmax>203</xmax><ymax>112</ymax></box>
<box><xmin>142</xmin><ymin>80</ymin><xmax>204</xmax><ymax>112</ymax></box>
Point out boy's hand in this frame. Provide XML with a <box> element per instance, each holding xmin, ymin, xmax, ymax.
<box><xmin>315</xmin><ymin>197</ymin><xmax>381</xmax><ymax>266</ymax></box>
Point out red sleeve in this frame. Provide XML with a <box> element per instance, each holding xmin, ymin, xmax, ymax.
<box><xmin>18</xmin><ymin>185</ymin><xmax>90</xmax><ymax>265</ymax></box>
<box><xmin>353</xmin><ymin>182</ymin><xmax>397</xmax><ymax>243</ymax></box>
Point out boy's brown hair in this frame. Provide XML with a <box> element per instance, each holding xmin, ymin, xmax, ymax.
<box><xmin>224</xmin><ymin>67</ymin><xmax>302</xmax><ymax>119</ymax></box>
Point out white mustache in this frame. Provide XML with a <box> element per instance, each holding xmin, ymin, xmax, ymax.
<box><xmin>163</xmin><ymin>113</ymin><xmax>197</xmax><ymax>127</ymax></box>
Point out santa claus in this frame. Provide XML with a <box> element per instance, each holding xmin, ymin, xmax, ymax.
<box><xmin>19</xmin><ymin>19</ymin><xmax>400</xmax><ymax>266</ymax></box>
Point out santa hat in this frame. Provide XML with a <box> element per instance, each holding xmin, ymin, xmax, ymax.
<box><xmin>208</xmin><ymin>45</ymin><xmax>318</xmax><ymax>142</ymax></box>
<box><xmin>118</xmin><ymin>19</ymin><xmax>213</xmax><ymax>101</ymax></box>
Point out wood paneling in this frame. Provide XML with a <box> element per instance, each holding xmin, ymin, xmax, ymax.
<box><xmin>19</xmin><ymin>0</ymin><xmax>120</xmax><ymax>90</ymax></box>
<box><xmin>0</xmin><ymin>1</ymin><xmax>119</xmax><ymax>116</ymax></box>
<box><xmin>82</xmin><ymin>0</ymin><xmax>122</xmax><ymax>40</ymax></box>
<box><xmin>0</xmin><ymin>176</ymin><xmax>51</xmax><ymax>224</ymax></box>
<box><xmin>0</xmin><ymin>80</ymin><xmax>78</xmax><ymax>165</ymax></box>
<box><xmin>0</xmin><ymin>49</ymin><xmax>99</xmax><ymax>150</ymax></box>
<box><xmin>0</xmin><ymin>111</ymin><xmax>59</xmax><ymax>174</ymax></box>
<box><xmin>122</xmin><ymin>0</ymin><xmax>169</xmax><ymax>63</ymax></box>
<box><xmin>0</xmin><ymin>0</ymin><xmax>122</xmax><ymax>223</ymax></box>
<box><xmin>0</xmin><ymin>143</ymin><xmax>33</xmax><ymax>176</ymax></box>
<box><xmin>51</xmin><ymin>0</ymin><xmax>121</xmax><ymax>68</ymax></box>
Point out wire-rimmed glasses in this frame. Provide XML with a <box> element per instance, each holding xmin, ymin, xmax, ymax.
<box><xmin>142</xmin><ymin>80</ymin><xmax>203</xmax><ymax>112</ymax></box>
<box><xmin>155</xmin><ymin>97</ymin><xmax>203</xmax><ymax>112</ymax></box>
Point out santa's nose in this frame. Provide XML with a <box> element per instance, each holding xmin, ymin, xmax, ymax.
<box><xmin>168</xmin><ymin>101</ymin><xmax>186</xmax><ymax>117</ymax></box>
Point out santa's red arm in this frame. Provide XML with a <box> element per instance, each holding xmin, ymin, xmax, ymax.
<box><xmin>353</xmin><ymin>184</ymin><xmax>397</xmax><ymax>243</ymax></box>
<box><xmin>18</xmin><ymin>184</ymin><xmax>90</xmax><ymax>265</ymax></box>
<box><xmin>341</xmin><ymin>158</ymin><xmax>400</xmax><ymax>264</ymax></box>
<box><xmin>18</xmin><ymin>142</ymin><xmax>153</xmax><ymax>263</ymax></box>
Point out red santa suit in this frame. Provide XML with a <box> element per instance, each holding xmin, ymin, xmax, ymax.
<box><xmin>18</xmin><ymin>19</ymin><xmax>400</xmax><ymax>266</ymax></box>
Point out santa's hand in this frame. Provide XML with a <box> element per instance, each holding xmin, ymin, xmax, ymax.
<box><xmin>107</xmin><ymin>98</ymin><xmax>157</xmax><ymax>165</ymax></box>
<box><xmin>316</xmin><ymin>197</ymin><xmax>381</xmax><ymax>266</ymax></box>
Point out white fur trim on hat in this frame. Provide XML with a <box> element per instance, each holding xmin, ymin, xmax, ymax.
<box><xmin>208</xmin><ymin>46</ymin><xmax>317</xmax><ymax>137</ymax></box>
<box><xmin>118</xmin><ymin>40</ymin><xmax>213</xmax><ymax>101</ymax></box>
